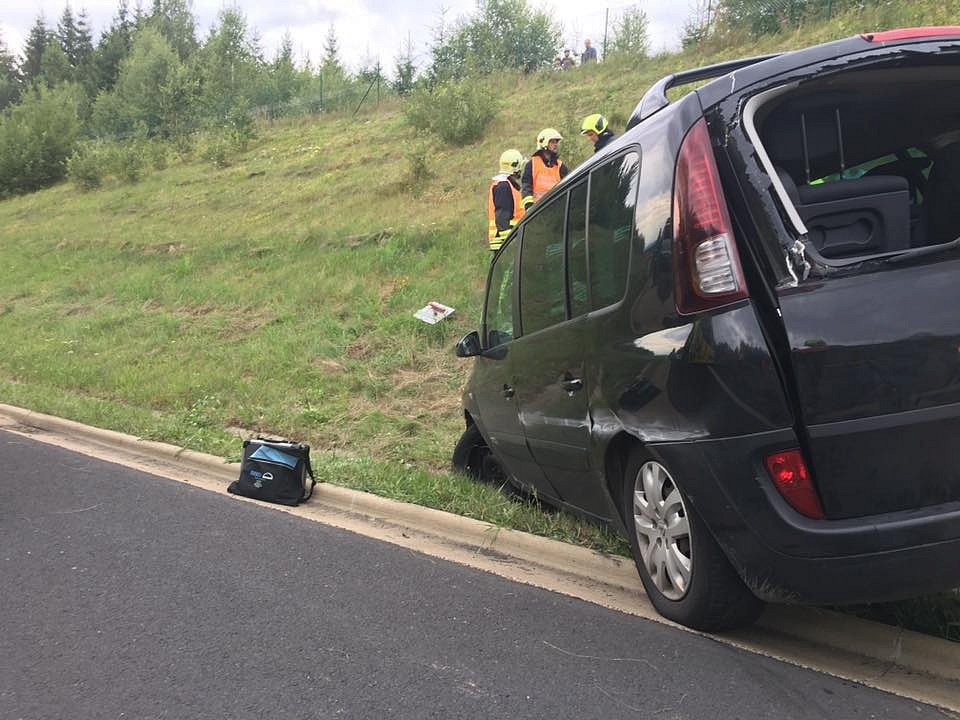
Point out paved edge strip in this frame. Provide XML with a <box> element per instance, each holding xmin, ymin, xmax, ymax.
<box><xmin>1</xmin><ymin>403</ymin><xmax>958</xmax><ymax>712</ymax></box>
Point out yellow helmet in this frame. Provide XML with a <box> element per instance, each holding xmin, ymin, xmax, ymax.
<box><xmin>580</xmin><ymin>114</ymin><xmax>608</xmax><ymax>135</ymax></box>
<box><xmin>499</xmin><ymin>148</ymin><xmax>524</xmax><ymax>174</ymax></box>
<box><xmin>537</xmin><ymin>128</ymin><xmax>563</xmax><ymax>149</ymax></box>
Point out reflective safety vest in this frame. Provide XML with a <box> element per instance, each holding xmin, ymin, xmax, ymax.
<box><xmin>531</xmin><ymin>155</ymin><xmax>563</xmax><ymax>200</ymax></box>
<box><xmin>487</xmin><ymin>175</ymin><xmax>524</xmax><ymax>251</ymax></box>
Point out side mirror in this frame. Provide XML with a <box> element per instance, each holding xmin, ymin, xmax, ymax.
<box><xmin>455</xmin><ymin>330</ymin><xmax>482</xmax><ymax>358</ymax></box>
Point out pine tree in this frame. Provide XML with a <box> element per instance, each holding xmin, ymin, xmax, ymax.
<box><xmin>40</xmin><ymin>37</ymin><xmax>74</xmax><ymax>87</ymax></box>
<box><xmin>57</xmin><ymin>5</ymin><xmax>80</xmax><ymax>66</ymax></box>
<box><xmin>93</xmin><ymin>0</ymin><xmax>135</xmax><ymax>91</ymax></box>
<box><xmin>22</xmin><ymin>16</ymin><xmax>50</xmax><ymax>86</ymax></box>
<box><xmin>393</xmin><ymin>35</ymin><xmax>416</xmax><ymax>96</ymax></box>
<box><xmin>146</xmin><ymin>0</ymin><xmax>199</xmax><ymax>61</ymax></box>
<box><xmin>74</xmin><ymin>9</ymin><xmax>95</xmax><ymax>69</ymax></box>
<box><xmin>322</xmin><ymin>25</ymin><xmax>343</xmax><ymax>73</ymax></box>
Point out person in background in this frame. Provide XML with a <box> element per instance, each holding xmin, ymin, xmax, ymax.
<box><xmin>522</xmin><ymin>128</ymin><xmax>569</xmax><ymax>209</ymax></box>
<box><xmin>560</xmin><ymin>49</ymin><xmax>576</xmax><ymax>70</ymax></box>
<box><xmin>488</xmin><ymin>149</ymin><xmax>525</xmax><ymax>252</ymax></box>
<box><xmin>580</xmin><ymin>113</ymin><xmax>616</xmax><ymax>153</ymax></box>
<box><xmin>581</xmin><ymin>38</ymin><xmax>598</xmax><ymax>63</ymax></box>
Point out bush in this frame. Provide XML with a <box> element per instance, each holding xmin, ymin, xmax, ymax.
<box><xmin>0</xmin><ymin>85</ymin><xmax>81</xmax><ymax>196</ymax></box>
<box><xmin>67</xmin><ymin>143</ymin><xmax>110</xmax><ymax>191</ymax></box>
<box><xmin>146</xmin><ymin>140</ymin><xmax>169</xmax><ymax>171</ymax></box>
<box><xmin>113</xmin><ymin>141</ymin><xmax>147</xmax><ymax>183</ymax></box>
<box><xmin>200</xmin><ymin>131</ymin><xmax>232</xmax><ymax>168</ymax></box>
<box><xmin>400</xmin><ymin>146</ymin><xmax>433</xmax><ymax>197</ymax></box>
<box><xmin>403</xmin><ymin>78</ymin><xmax>500</xmax><ymax>145</ymax></box>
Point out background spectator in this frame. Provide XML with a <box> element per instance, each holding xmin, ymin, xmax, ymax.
<box><xmin>582</xmin><ymin>38</ymin><xmax>598</xmax><ymax>63</ymax></box>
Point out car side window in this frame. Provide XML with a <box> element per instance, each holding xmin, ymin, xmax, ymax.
<box><xmin>483</xmin><ymin>235</ymin><xmax>518</xmax><ymax>348</ymax></box>
<box><xmin>588</xmin><ymin>151</ymin><xmax>640</xmax><ymax>309</ymax></box>
<box><xmin>567</xmin><ymin>181</ymin><xmax>590</xmax><ymax>318</ymax></box>
<box><xmin>519</xmin><ymin>196</ymin><xmax>567</xmax><ymax>336</ymax></box>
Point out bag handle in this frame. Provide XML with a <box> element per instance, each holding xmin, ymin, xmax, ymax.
<box><xmin>302</xmin><ymin>454</ymin><xmax>317</xmax><ymax>502</ymax></box>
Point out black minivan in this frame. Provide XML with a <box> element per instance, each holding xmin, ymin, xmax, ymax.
<box><xmin>454</xmin><ymin>28</ymin><xmax>960</xmax><ymax>631</ymax></box>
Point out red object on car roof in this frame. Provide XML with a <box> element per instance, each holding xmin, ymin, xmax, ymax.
<box><xmin>862</xmin><ymin>26</ymin><xmax>960</xmax><ymax>42</ymax></box>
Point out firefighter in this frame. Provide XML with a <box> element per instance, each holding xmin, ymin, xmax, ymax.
<box><xmin>521</xmin><ymin>128</ymin><xmax>569</xmax><ymax>209</ymax></box>
<box><xmin>488</xmin><ymin>149</ymin><xmax>525</xmax><ymax>252</ymax></box>
<box><xmin>580</xmin><ymin>114</ymin><xmax>616</xmax><ymax>153</ymax></box>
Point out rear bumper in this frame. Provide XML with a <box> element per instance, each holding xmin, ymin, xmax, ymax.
<box><xmin>652</xmin><ymin>431</ymin><xmax>960</xmax><ymax>604</ymax></box>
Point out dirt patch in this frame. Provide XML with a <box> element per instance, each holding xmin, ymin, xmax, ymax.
<box><xmin>345</xmin><ymin>336</ymin><xmax>378</xmax><ymax>360</ymax></box>
<box><xmin>313</xmin><ymin>357</ymin><xmax>347</xmax><ymax>374</ymax></box>
<box><xmin>142</xmin><ymin>243</ymin><xmax>184</xmax><ymax>255</ymax></box>
<box><xmin>389</xmin><ymin>366</ymin><xmax>460</xmax><ymax>416</ymax></box>
<box><xmin>378</xmin><ymin>277</ymin><xmax>408</xmax><ymax>304</ymax></box>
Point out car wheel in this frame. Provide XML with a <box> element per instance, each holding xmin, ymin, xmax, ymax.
<box><xmin>452</xmin><ymin>424</ymin><xmax>515</xmax><ymax>495</ymax></box>
<box><xmin>622</xmin><ymin>448</ymin><xmax>763</xmax><ymax>631</ymax></box>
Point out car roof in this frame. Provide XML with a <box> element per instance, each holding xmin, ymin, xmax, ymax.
<box><xmin>627</xmin><ymin>29</ymin><xmax>960</xmax><ymax>130</ymax></box>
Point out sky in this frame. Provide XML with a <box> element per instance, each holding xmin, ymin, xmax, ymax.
<box><xmin>1</xmin><ymin>0</ymin><xmax>691</xmax><ymax>74</ymax></box>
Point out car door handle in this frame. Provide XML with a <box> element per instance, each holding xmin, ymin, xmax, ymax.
<box><xmin>560</xmin><ymin>377</ymin><xmax>584</xmax><ymax>394</ymax></box>
<box><xmin>502</xmin><ymin>384</ymin><xmax>515</xmax><ymax>399</ymax></box>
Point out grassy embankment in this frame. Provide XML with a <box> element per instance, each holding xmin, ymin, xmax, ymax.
<box><xmin>1</xmin><ymin>0</ymin><xmax>959</xmax><ymax>638</ymax></box>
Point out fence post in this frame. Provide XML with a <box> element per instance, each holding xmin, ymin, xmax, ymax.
<box><xmin>602</xmin><ymin>8</ymin><xmax>609</xmax><ymax>60</ymax></box>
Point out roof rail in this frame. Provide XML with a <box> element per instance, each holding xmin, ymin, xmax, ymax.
<box><xmin>626</xmin><ymin>54</ymin><xmax>781</xmax><ymax>130</ymax></box>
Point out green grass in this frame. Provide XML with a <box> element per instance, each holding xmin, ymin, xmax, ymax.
<box><xmin>2</xmin><ymin>0</ymin><xmax>960</xmax><ymax>637</ymax></box>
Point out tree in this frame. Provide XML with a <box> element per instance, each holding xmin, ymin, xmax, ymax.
<box><xmin>609</xmin><ymin>7</ymin><xmax>650</xmax><ymax>59</ymax></box>
<box><xmin>22</xmin><ymin>16</ymin><xmax>50</xmax><ymax>86</ymax></box>
<box><xmin>713</xmin><ymin>0</ymin><xmax>810</xmax><ymax>35</ymax></box>
<box><xmin>74</xmin><ymin>9</ymin><xmax>96</xmax><ymax>70</ymax></box>
<box><xmin>91</xmin><ymin>26</ymin><xmax>191</xmax><ymax>137</ymax></box>
<box><xmin>57</xmin><ymin>5</ymin><xmax>80</xmax><ymax>64</ymax></box>
<box><xmin>0</xmin><ymin>84</ymin><xmax>82</xmax><ymax>195</ymax></box>
<box><xmin>393</xmin><ymin>37</ymin><xmax>417</xmax><ymax>96</ymax></box>
<box><xmin>93</xmin><ymin>0</ymin><xmax>135</xmax><ymax>91</ymax></box>
<box><xmin>57</xmin><ymin>4</ymin><xmax>94</xmax><ymax>91</ymax></box>
<box><xmin>145</xmin><ymin>0</ymin><xmax>198</xmax><ymax>60</ymax></box>
<box><xmin>39</xmin><ymin>38</ymin><xmax>74</xmax><ymax>87</ymax></box>
<box><xmin>0</xmin><ymin>32</ymin><xmax>22</xmax><ymax>109</ymax></box>
<box><xmin>427</xmin><ymin>0</ymin><xmax>560</xmax><ymax>81</ymax></box>
<box><xmin>198</xmin><ymin>8</ymin><xmax>262</xmax><ymax>119</ymax></box>
<box><xmin>266</xmin><ymin>31</ymin><xmax>303</xmax><ymax>113</ymax></box>
<box><xmin>322</xmin><ymin>25</ymin><xmax>342</xmax><ymax>72</ymax></box>
<box><xmin>681</xmin><ymin>1</ymin><xmax>714</xmax><ymax>49</ymax></box>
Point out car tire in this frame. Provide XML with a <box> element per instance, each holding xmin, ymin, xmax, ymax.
<box><xmin>621</xmin><ymin>447</ymin><xmax>763</xmax><ymax>631</ymax></box>
<box><xmin>452</xmin><ymin>424</ymin><xmax>515</xmax><ymax>495</ymax></box>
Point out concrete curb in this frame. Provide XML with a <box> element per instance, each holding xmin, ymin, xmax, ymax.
<box><xmin>1</xmin><ymin>403</ymin><xmax>958</xmax><ymax>711</ymax></box>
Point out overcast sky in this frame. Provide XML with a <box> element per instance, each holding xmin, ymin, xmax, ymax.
<box><xmin>1</xmin><ymin>0</ymin><xmax>691</xmax><ymax>73</ymax></box>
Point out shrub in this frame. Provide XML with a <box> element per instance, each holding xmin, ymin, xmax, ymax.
<box><xmin>403</xmin><ymin>78</ymin><xmax>500</xmax><ymax>145</ymax></box>
<box><xmin>113</xmin><ymin>141</ymin><xmax>147</xmax><ymax>183</ymax></box>
<box><xmin>0</xmin><ymin>85</ymin><xmax>81</xmax><ymax>196</ymax></box>
<box><xmin>146</xmin><ymin>140</ymin><xmax>169</xmax><ymax>171</ymax></box>
<box><xmin>200</xmin><ymin>131</ymin><xmax>232</xmax><ymax>168</ymax></box>
<box><xmin>67</xmin><ymin>143</ymin><xmax>109</xmax><ymax>191</ymax></box>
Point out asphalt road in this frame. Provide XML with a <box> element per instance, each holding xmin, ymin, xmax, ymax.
<box><xmin>0</xmin><ymin>429</ymin><xmax>951</xmax><ymax>720</ymax></box>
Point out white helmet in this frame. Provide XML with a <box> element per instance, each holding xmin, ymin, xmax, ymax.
<box><xmin>537</xmin><ymin>128</ymin><xmax>563</xmax><ymax>149</ymax></box>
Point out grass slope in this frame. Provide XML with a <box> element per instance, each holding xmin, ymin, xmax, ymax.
<box><xmin>1</xmin><ymin>1</ymin><xmax>959</xmax><ymax>636</ymax></box>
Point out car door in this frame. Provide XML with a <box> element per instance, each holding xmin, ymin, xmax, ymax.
<box><xmin>471</xmin><ymin>233</ymin><xmax>553</xmax><ymax>495</ymax></box>
<box><xmin>513</xmin><ymin>154</ymin><xmax>640</xmax><ymax>514</ymax></box>
<box><xmin>510</xmin><ymin>183</ymin><xmax>591</xmax><ymax>508</ymax></box>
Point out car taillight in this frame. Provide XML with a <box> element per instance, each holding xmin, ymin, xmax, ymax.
<box><xmin>862</xmin><ymin>27</ymin><xmax>960</xmax><ymax>43</ymax></box>
<box><xmin>672</xmin><ymin>117</ymin><xmax>748</xmax><ymax>315</ymax></box>
<box><xmin>765</xmin><ymin>450</ymin><xmax>825</xmax><ymax>520</ymax></box>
